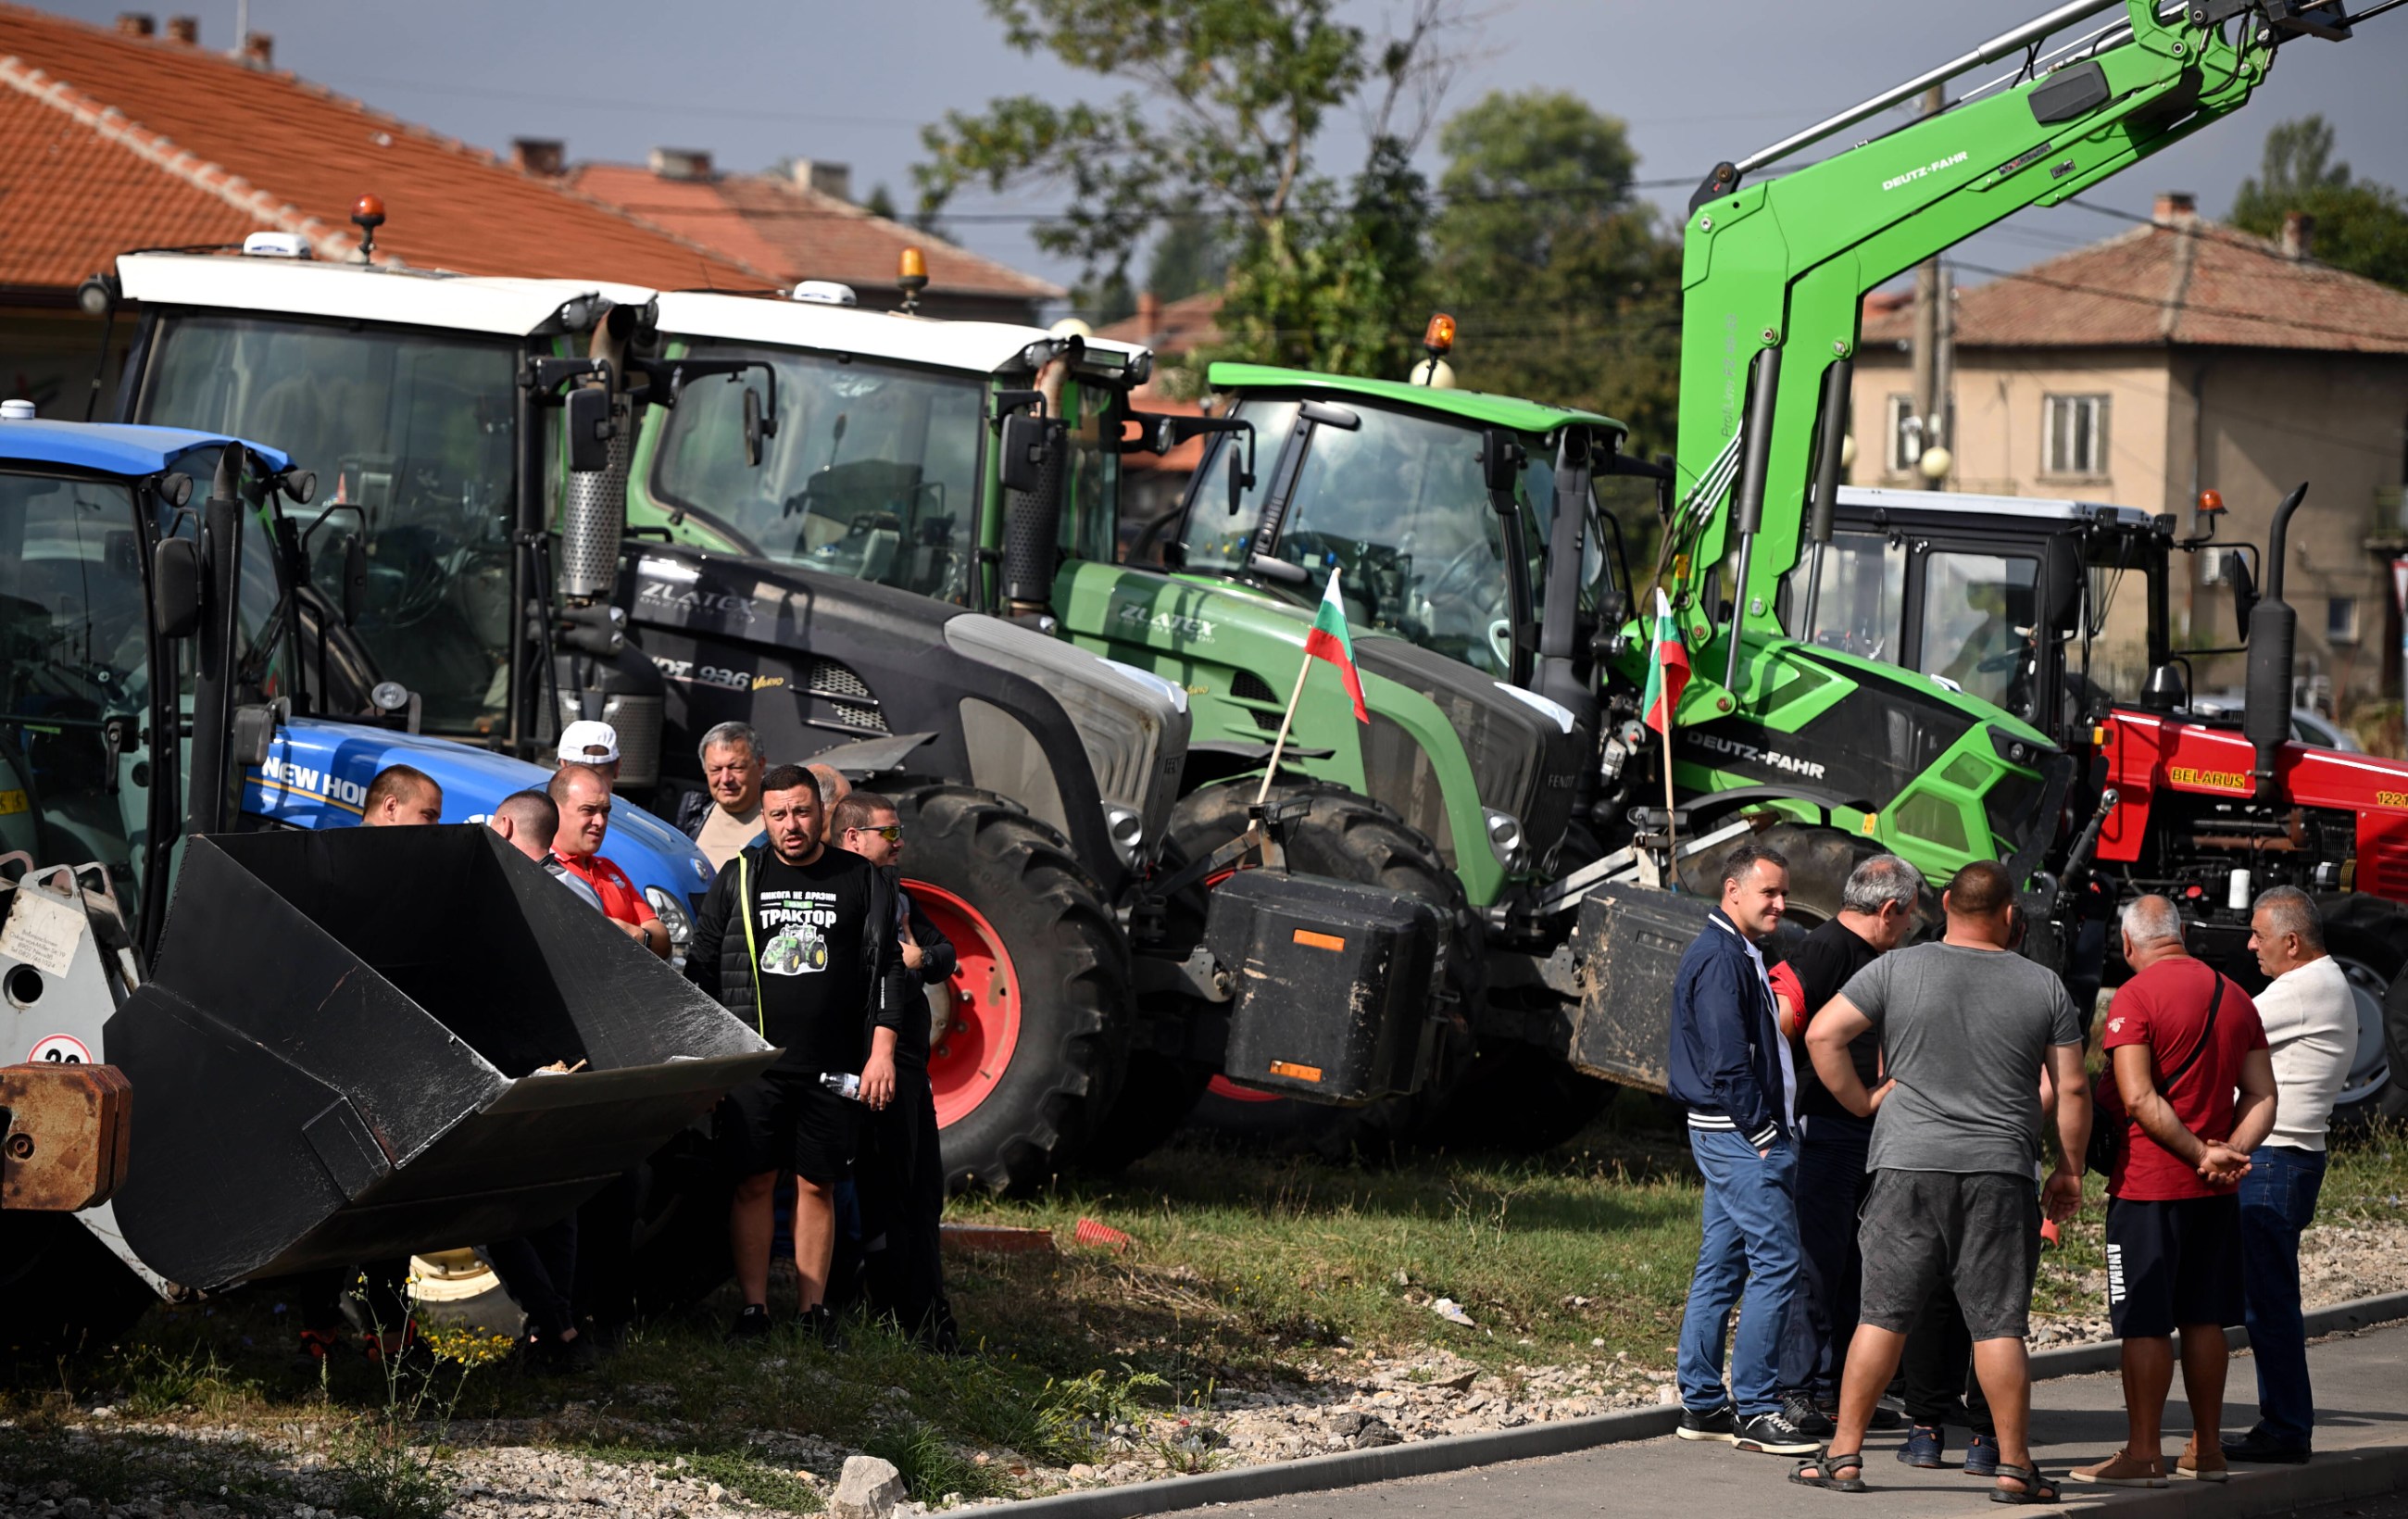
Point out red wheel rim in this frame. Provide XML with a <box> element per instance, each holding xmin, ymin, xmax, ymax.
<box><xmin>908</xmin><ymin>880</ymin><xmax>1022</xmax><ymax>1128</ymax></box>
<box><xmin>1200</xmin><ymin>861</ymin><xmax>1282</xmax><ymax>1104</ymax></box>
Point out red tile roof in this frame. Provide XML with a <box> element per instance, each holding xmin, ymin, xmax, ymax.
<box><xmin>0</xmin><ymin>5</ymin><xmax>767</xmax><ymax>291</ymax></box>
<box><xmin>1862</xmin><ymin>214</ymin><xmax>2408</xmax><ymax>354</ymax></box>
<box><xmin>567</xmin><ymin>162</ymin><xmax>1060</xmax><ymax>302</ymax></box>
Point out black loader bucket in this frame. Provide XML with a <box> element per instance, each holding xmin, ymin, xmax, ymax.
<box><xmin>104</xmin><ymin>825</ymin><xmax>774</xmax><ymax>1292</ymax></box>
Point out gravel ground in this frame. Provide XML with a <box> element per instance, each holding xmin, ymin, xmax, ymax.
<box><xmin>5</xmin><ymin>1218</ymin><xmax>2402</xmax><ymax>1519</ymax></box>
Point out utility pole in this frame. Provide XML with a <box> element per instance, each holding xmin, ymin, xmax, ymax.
<box><xmin>1911</xmin><ymin>84</ymin><xmax>1947</xmax><ymax>490</ymax></box>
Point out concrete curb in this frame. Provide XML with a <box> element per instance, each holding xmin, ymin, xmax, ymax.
<box><xmin>987</xmin><ymin>1290</ymin><xmax>2408</xmax><ymax>1519</ymax></box>
<box><xmin>2059</xmin><ymin>1442</ymin><xmax>2408</xmax><ymax>1516</ymax></box>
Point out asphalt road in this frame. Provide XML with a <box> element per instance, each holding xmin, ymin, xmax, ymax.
<box><xmin>1202</xmin><ymin>1325</ymin><xmax>2408</xmax><ymax>1519</ymax></box>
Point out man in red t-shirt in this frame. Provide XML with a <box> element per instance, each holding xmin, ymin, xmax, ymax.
<box><xmin>2073</xmin><ymin>896</ymin><xmax>2276</xmax><ymax>1489</ymax></box>
<box><xmin>547</xmin><ymin>762</ymin><xmax>668</xmax><ymax>960</ymax></box>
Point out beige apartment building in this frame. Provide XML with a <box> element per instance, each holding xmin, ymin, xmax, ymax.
<box><xmin>1853</xmin><ymin>194</ymin><xmax>2408</xmax><ymax>709</ymax></box>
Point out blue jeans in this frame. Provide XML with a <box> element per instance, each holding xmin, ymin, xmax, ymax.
<box><xmin>2239</xmin><ymin>1145</ymin><xmax>2326</xmax><ymax>1448</ymax></box>
<box><xmin>1680</xmin><ymin>1127</ymin><xmax>1802</xmax><ymax>1417</ymax></box>
<box><xmin>1779</xmin><ymin>1114</ymin><xmax>1873</xmax><ymax>1400</ymax></box>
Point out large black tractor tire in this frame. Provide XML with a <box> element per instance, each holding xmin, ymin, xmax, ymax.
<box><xmin>0</xmin><ymin>1212</ymin><xmax>156</xmax><ymax>1358</ymax></box>
<box><xmin>1078</xmin><ymin>837</ymin><xmax>1218</xmax><ymax>1174</ymax></box>
<box><xmin>1169</xmin><ymin>782</ymin><xmax>1480</xmax><ymax>1161</ymax></box>
<box><xmin>893</xmin><ymin>785</ymin><xmax>1132</xmax><ymax>1194</ymax></box>
<box><xmin>2313</xmin><ymin>893</ymin><xmax>2408</xmax><ymax>1124</ymax></box>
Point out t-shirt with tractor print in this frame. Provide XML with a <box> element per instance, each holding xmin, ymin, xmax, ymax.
<box><xmin>752</xmin><ymin>847</ymin><xmax>874</xmax><ymax>1076</ymax></box>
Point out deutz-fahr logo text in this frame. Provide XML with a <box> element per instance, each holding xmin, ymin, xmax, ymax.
<box><xmin>1883</xmin><ymin>149</ymin><xmax>1969</xmax><ymax>193</ymax></box>
<box><xmin>1116</xmin><ymin>602</ymin><xmax>1214</xmax><ymax>641</ymax></box>
<box><xmin>1682</xmin><ymin>729</ymin><xmax>1828</xmax><ymax>781</ymax></box>
<box><xmin>640</xmin><ymin>580</ymin><xmax>759</xmax><ymax>622</ymax></box>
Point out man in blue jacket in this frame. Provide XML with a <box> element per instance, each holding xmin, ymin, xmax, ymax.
<box><xmin>1670</xmin><ymin>840</ymin><xmax>1816</xmax><ymax>1456</ymax></box>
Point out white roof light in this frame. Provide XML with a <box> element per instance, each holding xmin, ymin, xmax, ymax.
<box><xmin>241</xmin><ymin>232</ymin><xmax>312</xmax><ymax>259</ymax></box>
<box><xmin>0</xmin><ymin>399</ymin><xmax>35</xmax><ymax>421</ymax></box>
<box><xmin>791</xmin><ymin>281</ymin><xmax>859</xmax><ymax>306</ymax></box>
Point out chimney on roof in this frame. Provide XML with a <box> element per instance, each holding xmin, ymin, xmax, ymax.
<box><xmin>513</xmin><ymin>138</ymin><xmax>566</xmax><ymax>177</ymax></box>
<box><xmin>239</xmin><ymin>31</ymin><xmax>271</xmax><ymax>67</ymax></box>
<box><xmin>792</xmin><ymin>159</ymin><xmax>853</xmax><ymax>203</ymax></box>
<box><xmin>165</xmin><ymin>15</ymin><xmax>196</xmax><ymax>44</ymax></box>
<box><xmin>649</xmin><ymin>147</ymin><xmax>713</xmax><ymax>182</ymax></box>
<box><xmin>2153</xmin><ymin>191</ymin><xmax>2198</xmax><ymax>226</ymax></box>
<box><xmin>115</xmin><ymin>13</ymin><xmax>155</xmax><ymax>36</ymax></box>
<box><xmin>1137</xmin><ymin>290</ymin><xmax>1161</xmax><ymax>342</ymax></box>
<box><xmin>2281</xmin><ymin>210</ymin><xmax>2316</xmax><ymax>260</ymax></box>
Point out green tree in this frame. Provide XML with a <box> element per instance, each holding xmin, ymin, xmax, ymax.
<box><xmin>1428</xmin><ymin>90</ymin><xmax>1683</xmax><ymax>454</ymax></box>
<box><xmin>1143</xmin><ymin>204</ymin><xmax>1227</xmax><ymax>303</ymax></box>
<box><xmin>2230</xmin><ymin>115</ymin><xmax>2408</xmax><ymax>291</ymax></box>
<box><xmin>913</xmin><ymin>0</ymin><xmax>1467</xmax><ymax>374</ymax></box>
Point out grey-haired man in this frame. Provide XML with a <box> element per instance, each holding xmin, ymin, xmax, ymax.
<box><xmin>681</xmin><ymin>720</ymin><xmax>768</xmax><ymax>870</ymax></box>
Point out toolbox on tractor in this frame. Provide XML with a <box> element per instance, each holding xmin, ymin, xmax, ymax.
<box><xmin>102</xmin><ymin>824</ymin><xmax>775</xmax><ymax>1291</ymax></box>
<box><xmin>1206</xmin><ymin>869</ymin><xmax>1442</xmax><ymax>1105</ymax></box>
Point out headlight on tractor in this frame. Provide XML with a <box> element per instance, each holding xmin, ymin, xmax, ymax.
<box><xmin>645</xmin><ymin>886</ymin><xmax>695</xmax><ymax>968</ymax></box>
<box><xmin>1484</xmin><ymin>808</ymin><xmax>1528</xmax><ymax>872</ymax></box>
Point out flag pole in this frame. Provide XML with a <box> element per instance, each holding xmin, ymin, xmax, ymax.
<box><xmin>1662</xmin><ymin>709</ymin><xmax>1678</xmax><ymax>878</ymax></box>
<box><xmin>1254</xmin><ymin>656</ymin><xmax>1314</xmax><ymax>810</ymax></box>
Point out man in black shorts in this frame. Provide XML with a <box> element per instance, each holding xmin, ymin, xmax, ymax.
<box><xmin>1794</xmin><ymin>861</ymin><xmax>2089</xmax><ymax>1501</ymax></box>
<box><xmin>688</xmin><ymin>764</ymin><xmax>901</xmax><ymax>1345</ymax></box>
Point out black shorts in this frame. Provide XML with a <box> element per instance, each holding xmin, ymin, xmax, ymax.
<box><xmin>2104</xmin><ymin>1193</ymin><xmax>2243</xmax><ymax>1338</ymax></box>
<box><xmin>1857</xmin><ymin>1169</ymin><xmax>2042</xmax><ymax>1342</ymax></box>
<box><xmin>718</xmin><ymin>1070</ymin><xmax>859</xmax><ymax>1184</ymax></box>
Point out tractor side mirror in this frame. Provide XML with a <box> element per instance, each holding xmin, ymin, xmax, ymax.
<box><xmin>1481</xmin><ymin>429</ymin><xmax>1524</xmax><ymax>501</ymax></box>
<box><xmin>566</xmin><ymin>386</ymin><xmax>612</xmax><ymax>473</ymax></box>
<box><xmin>2225</xmin><ymin>550</ymin><xmax>2259</xmax><ymax>635</ymax></box>
<box><xmin>340</xmin><ymin>535</ymin><xmax>370</xmax><ymax>628</ymax></box>
<box><xmin>743</xmin><ymin>386</ymin><xmax>766</xmax><ymax>468</ymax></box>
<box><xmin>998</xmin><ymin>410</ymin><xmax>1057</xmax><ymax>494</ymax></box>
<box><xmin>152</xmin><ymin>536</ymin><xmax>204</xmax><ymax>639</ymax></box>
<box><xmin>1596</xmin><ymin>585</ymin><xmax>1631</xmax><ymax>632</ymax></box>
<box><xmin>2040</xmin><ymin>536</ymin><xmax>2082</xmax><ymax>634</ymax></box>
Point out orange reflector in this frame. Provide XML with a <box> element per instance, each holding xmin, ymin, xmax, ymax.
<box><xmin>1293</xmin><ymin>928</ymin><xmax>1346</xmax><ymax>951</ymax></box>
<box><xmin>1423</xmin><ymin>311</ymin><xmax>1456</xmax><ymax>354</ymax></box>
<box><xmin>1269</xmin><ymin>1060</ymin><xmax>1325</xmax><ymax>1083</ymax></box>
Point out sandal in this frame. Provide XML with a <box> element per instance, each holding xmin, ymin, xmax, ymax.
<box><xmin>1990</xmin><ymin>1463</ymin><xmax>2062</xmax><ymax>1505</ymax></box>
<box><xmin>1792</xmin><ymin>1450</ymin><xmax>1868</xmax><ymax>1493</ymax></box>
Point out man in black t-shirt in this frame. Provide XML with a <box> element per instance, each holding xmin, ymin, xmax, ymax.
<box><xmin>1768</xmin><ymin>853</ymin><xmax>1922</xmax><ymax>1433</ymax></box>
<box><xmin>689</xmin><ymin>764</ymin><xmax>901</xmax><ymax>1345</ymax></box>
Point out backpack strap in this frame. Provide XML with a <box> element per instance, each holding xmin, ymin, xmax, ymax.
<box><xmin>2157</xmin><ymin>969</ymin><xmax>2225</xmax><ymax>1094</ymax></box>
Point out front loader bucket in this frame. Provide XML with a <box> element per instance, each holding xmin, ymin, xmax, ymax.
<box><xmin>105</xmin><ymin>826</ymin><xmax>774</xmax><ymax>1291</ymax></box>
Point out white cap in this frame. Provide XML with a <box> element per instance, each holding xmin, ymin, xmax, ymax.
<box><xmin>557</xmin><ymin>719</ymin><xmax>621</xmax><ymax>766</ymax></box>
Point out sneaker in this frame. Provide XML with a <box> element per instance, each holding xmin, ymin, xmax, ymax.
<box><xmin>1676</xmin><ymin>1403</ymin><xmax>1738</xmax><ymax>1443</ymax></box>
<box><xmin>804</xmin><ymin>1302</ymin><xmax>847</xmax><ymax>1351</ymax></box>
<box><xmin>1870</xmin><ymin>1396</ymin><xmax>1908</xmax><ymax>1432</ymax></box>
<box><xmin>726</xmin><ymin>1304</ymin><xmax>772</xmax><ymax>1344</ymax></box>
<box><xmin>2069</xmin><ymin>1450</ymin><xmax>2168</xmax><ymax>1488</ymax></box>
<box><xmin>1963</xmin><ymin>1431</ymin><xmax>2000</xmax><ymax>1477</ymax></box>
<box><xmin>2175</xmin><ymin>1444</ymin><xmax>2229</xmax><ymax>1483</ymax></box>
<box><xmin>526</xmin><ymin>1331</ymin><xmax>599</xmax><ymax>1375</ymax></box>
<box><xmin>1734</xmin><ymin>1410</ymin><xmax>1822</xmax><ymax>1455</ymax></box>
<box><xmin>1782</xmin><ymin>1392</ymin><xmax>1835</xmax><ymax>1437</ymax></box>
<box><xmin>2222</xmin><ymin>1427</ymin><xmax>2310</xmax><ymax>1465</ymax></box>
<box><xmin>1898</xmin><ymin>1423</ymin><xmax>1946</xmax><ymax>1468</ymax></box>
<box><xmin>294</xmin><ymin>1326</ymin><xmax>343</xmax><ymax>1367</ymax></box>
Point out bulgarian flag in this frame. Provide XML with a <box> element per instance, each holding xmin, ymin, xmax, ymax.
<box><xmin>1305</xmin><ymin>567</ymin><xmax>1370</xmax><ymax>722</ymax></box>
<box><xmin>1642</xmin><ymin>588</ymin><xmax>1689</xmax><ymax>735</ymax></box>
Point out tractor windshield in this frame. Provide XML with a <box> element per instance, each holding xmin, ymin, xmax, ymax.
<box><xmin>1181</xmin><ymin>399</ymin><xmax>1601</xmax><ymax>678</ymax></box>
<box><xmin>649</xmin><ymin>345</ymin><xmax>985</xmax><ymax>604</ymax></box>
<box><xmin>137</xmin><ymin>315</ymin><xmax>519</xmax><ymax>736</ymax></box>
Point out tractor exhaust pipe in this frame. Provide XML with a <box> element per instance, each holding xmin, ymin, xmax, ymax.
<box><xmin>2244</xmin><ymin>482</ymin><xmax>2309</xmax><ymax>801</ymax></box>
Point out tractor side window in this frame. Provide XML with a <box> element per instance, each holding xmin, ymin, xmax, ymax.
<box><xmin>1060</xmin><ymin>382</ymin><xmax>1119</xmax><ymax>568</ymax></box>
<box><xmin>1798</xmin><ymin>531</ymin><xmax>1905</xmax><ymax>659</ymax></box>
<box><xmin>652</xmin><ymin>345</ymin><xmax>985</xmax><ymax>606</ymax></box>
<box><xmin>0</xmin><ymin>473</ymin><xmax>145</xmax><ymax>864</ymax></box>
<box><xmin>1272</xmin><ymin>407</ymin><xmax>1512</xmax><ymax>675</ymax></box>
<box><xmin>1919</xmin><ymin>550</ymin><xmax>2039</xmax><ymax>711</ymax></box>
<box><xmin>1178</xmin><ymin>399</ymin><xmax>1297</xmax><ymax>573</ymax></box>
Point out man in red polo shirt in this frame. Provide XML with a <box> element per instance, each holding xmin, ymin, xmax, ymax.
<box><xmin>547</xmin><ymin>761</ymin><xmax>668</xmax><ymax>960</ymax></box>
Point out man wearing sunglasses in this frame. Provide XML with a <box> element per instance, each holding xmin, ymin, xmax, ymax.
<box><xmin>834</xmin><ymin>790</ymin><xmax>961</xmax><ymax>1352</ymax></box>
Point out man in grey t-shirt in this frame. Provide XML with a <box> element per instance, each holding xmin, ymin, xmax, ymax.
<box><xmin>1788</xmin><ymin>861</ymin><xmax>2090</xmax><ymax>1501</ymax></box>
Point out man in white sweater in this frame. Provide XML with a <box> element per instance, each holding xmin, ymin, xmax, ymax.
<box><xmin>2224</xmin><ymin>886</ymin><xmax>2355</xmax><ymax>1465</ymax></box>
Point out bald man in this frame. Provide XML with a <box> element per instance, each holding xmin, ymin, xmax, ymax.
<box><xmin>808</xmin><ymin>763</ymin><xmax>852</xmax><ymax>842</ymax></box>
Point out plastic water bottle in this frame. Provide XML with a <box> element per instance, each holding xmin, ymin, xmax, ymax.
<box><xmin>820</xmin><ymin>1071</ymin><xmax>863</xmax><ymax>1101</ymax></box>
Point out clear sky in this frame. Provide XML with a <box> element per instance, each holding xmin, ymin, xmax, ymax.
<box><xmin>49</xmin><ymin>0</ymin><xmax>2408</xmax><ymax>311</ymax></box>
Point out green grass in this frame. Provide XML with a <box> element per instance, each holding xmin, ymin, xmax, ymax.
<box><xmin>11</xmin><ymin>1101</ymin><xmax>2402</xmax><ymax>1510</ymax></box>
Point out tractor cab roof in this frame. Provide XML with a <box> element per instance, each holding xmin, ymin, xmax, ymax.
<box><xmin>1834</xmin><ymin>485</ymin><xmax>2156</xmax><ymax>531</ymax></box>
<box><xmin>653</xmin><ymin>291</ymin><xmax>1150</xmax><ymax>382</ymax></box>
<box><xmin>117</xmin><ymin>251</ymin><xmax>654</xmax><ymax>338</ymax></box>
<box><xmin>0</xmin><ymin>416</ymin><xmax>289</xmax><ymax>477</ymax></box>
<box><xmin>1205</xmin><ymin>362</ymin><xmax>1624</xmax><ymax>440</ymax></box>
